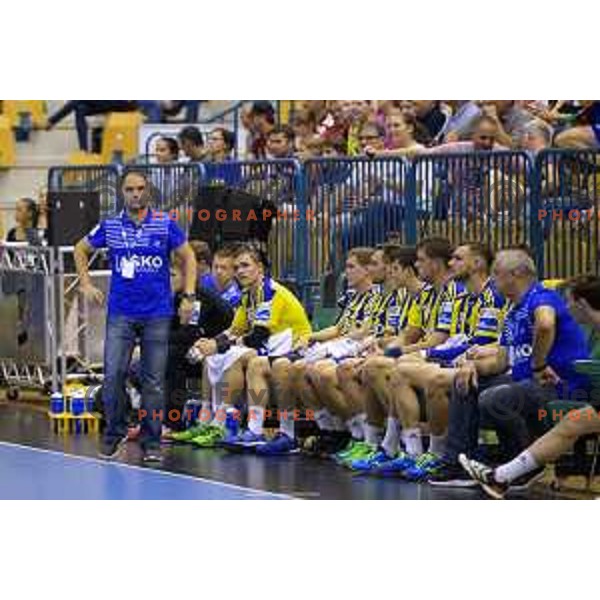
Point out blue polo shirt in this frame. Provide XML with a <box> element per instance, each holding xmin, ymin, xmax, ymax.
<box><xmin>86</xmin><ymin>210</ymin><xmax>185</xmax><ymax>318</ymax></box>
<box><xmin>200</xmin><ymin>273</ymin><xmax>242</xmax><ymax>308</ymax></box>
<box><xmin>500</xmin><ymin>282</ymin><xmax>590</xmax><ymax>394</ymax></box>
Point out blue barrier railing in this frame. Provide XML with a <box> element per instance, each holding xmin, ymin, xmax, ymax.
<box><xmin>47</xmin><ymin>149</ymin><xmax>600</xmax><ymax>305</ymax></box>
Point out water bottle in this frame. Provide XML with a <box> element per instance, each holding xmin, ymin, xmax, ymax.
<box><xmin>71</xmin><ymin>390</ymin><xmax>85</xmax><ymax>416</ymax></box>
<box><xmin>50</xmin><ymin>391</ymin><xmax>65</xmax><ymax>414</ymax></box>
<box><xmin>183</xmin><ymin>398</ymin><xmax>201</xmax><ymax>428</ymax></box>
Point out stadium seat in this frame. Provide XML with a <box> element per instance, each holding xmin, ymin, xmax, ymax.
<box><xmin>1</xmin><ymin>100</ymin><xmax>47</xmax><ymax>128</ymax></box>
<box><xmin>68</xmin><ymin>150</ymin><xmax>103</xmax><ymax>166</ymax></box>
<box><xmin>100</xmin><ymin>111</ymin><xmax>143</xmax><ymax>164</ymax></box>
<box><xmin>0</xmin><ymin>116</ymin><xmax>16</xmax><ymax>168</ymax></box>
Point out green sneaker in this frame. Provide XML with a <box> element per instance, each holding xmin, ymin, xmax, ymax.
<box><xmin>338</xmin><ymin>442</ymin><xmax>373</xmax><ymax>467</ymax></box>
<box><xmin>190</xmin><ymin>424</ymin><xmax>226</xmax><ymax>448</ymax></box>
<box><xmin>170</xmin><ymin>424</ymin><xmax>210</xmax><ymax>443</ymax></box>
<box><xmin>334</xmin><ymin>439</ymin><xmax>361</xmax><ymax>463</ymax></box>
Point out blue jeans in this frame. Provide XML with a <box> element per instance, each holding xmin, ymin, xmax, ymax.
<box><xmin>103</xmin><ymin>315</ymin><xmax>171</xmax><ymax>449</ymax></box>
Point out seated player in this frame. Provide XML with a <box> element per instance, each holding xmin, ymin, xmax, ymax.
<box><xmin>460</xmin><ymin>274</ymin><xmax>600</xmax><ymax>498</ymax></box>
<box><xmin>247</xmin><ymin>247</ymin><xmax>380</xmax><ymax>456</ymax></box>
<box><xmin>183</xmin><ymin>243</ymin><xmax>312</xmax><ymax>449</ymax></box>
<box><xmin>358</xmin><ymin>237</ymin><xmax>462</xmax><ymax>467</ymax></box>
<box><xmin>200</xmin><ymin>244</ymin><xmax>242</xmax><ymax>308</ymax></box>
<box><xmin>331</xmin><ymin>244</ymin><xmax>425</xmax><ymax>466</ymax></box>
<box><xmin>429</xmin><ymin>247</ymin><xmax>590</xmax><ymax>487</ymax></box>
<box><xmin>356</xmin><ymin>242</ymin><xmax>508</xmax><ymax>478</ymax></box>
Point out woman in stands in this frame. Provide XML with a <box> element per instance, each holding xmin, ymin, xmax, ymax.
<box><xmin>5</xmin><ymin>198</ymin><xmax>38</xmax><ymax>242</ymax></box>
<box><xmin>154</xmin><ymin>137</ymin><xmax>180</xmax><ymax>163</ymax></box>
<box><xmin>460</xmin><ymin>275</ymin><xmax>600</xmax><ymax>498</ymax></box>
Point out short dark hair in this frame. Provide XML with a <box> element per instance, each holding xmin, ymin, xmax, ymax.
<box><xmin>417</xmin><ymin>237</ymin><xmax>453</xmax><ymax>265</ymax></box>
<box><xmin>158</xmin><ymin>136</ymin><xmax>179</xmax><ymax>158</ymax></box>
<box><xmin>190</xmin><ymin>240</ymin><xmax>212</xmax><ymax>264</ymax></box>
<box><xmin>214</xmin><ymin>244</ymin><xmax>239</xmax><ymax>260</ymax></box>
<box><xmin>568</xmin><ymin>275</ymin><xmax>600</xmax><ymax>311</ymax></box>
<box><xmin>384</xmin><ymin>244</ymin><xmax>417</xmax><ymax>272</ymax></box>
<box><xmin>121</xmin><ymin>169</ymin><xmax>149</xmax><ymax>187</ymax></box>
<box><xmin>268</xmin><ymin>125</ymin><xmax>295</xmax><ymax>143</ymax></box>
<box><xmin>460</xmin><ymin>241</ymin><xmax>494</xmax><ymax>270</ymax></box>
<box><xmin>179</xmin><ymin>126</ymin><xmax>204</xmax><ymax>147</ymax></box>
<box><xmin>471</xmin><ymin>115</ymin><xmax>498</xmax><ymax>132</ymax></box>
<box><xmin>252</xmin><ymin>101</ymin><xmax>276</xmax><ymax>124</ymax></box>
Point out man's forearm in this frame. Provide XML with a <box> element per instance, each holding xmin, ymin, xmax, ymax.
<box><xmin>532</xmin><ymin>323</ymin><xmax>555</xmax><ymax>370</ymax></box>
<box><xmin>473</xmin><ymin>351</ymin><xmax>507</xmax><ymax>377</ymax></box>
<box><xmin>74</xmin><ymin>241</ymin><xmax>92</xmax><ymax>286</ymax></box>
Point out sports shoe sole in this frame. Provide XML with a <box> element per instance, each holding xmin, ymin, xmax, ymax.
<box><xmin>458</xmin><ymin>455</ymin><xmax>506</xmax><ymax>499</ymax></box>
<box><xmin>428</xmin><ymin>478</ymin><xmax>479</xmax><ymax>488</ymax></box>
<box><xmin>98</xmin><ymin>437</ymin><xmax>127</xmax><ymax>460</ymax></box>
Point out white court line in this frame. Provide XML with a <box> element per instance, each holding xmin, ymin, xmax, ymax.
<box><xmin>0</xmin><ymin>440</ymin><xmax>293</xmax><ymax>500</ymax></box>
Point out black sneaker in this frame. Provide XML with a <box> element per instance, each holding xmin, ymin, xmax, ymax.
<box><xmin>427</xmin><ymin>460</ymin><xmax>479</xmax><ymax>488</ymax></box>
<box><xmin>458</xmin><ymin>454</ymin><xmax>508</xmax><ymax>499</ymax></box>
<box><xmin>302</xmin><ymin>431</ymin><xmax>350</xmax><ymax>458</ymax></box>
<box><xmin>98</xmin><ymin>436</ymin><xmax>127</xmax><ymax>460</ymax></box>
<box><xmin>142</xmin><ymin>447</ymin><xmax>163</xmax><ymax>464</ymax></box>
<box><xmin>509</xmin><ymin>467</ymin><xmax>545</xmax><ymax>492</ymax></box>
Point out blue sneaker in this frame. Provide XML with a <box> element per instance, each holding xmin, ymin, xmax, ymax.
<box><xmin>370</xmin><ymin>452</ymin><xmax>416</xmax><ymax>477</ymax></box>
<box><xmin>350</xmin><ymin>449</ymin><xmax>394</xmax><ymax>473</ymax></box>
<box><xmin>256</xmin><ymin>433</ymin><xmax>299</xmax><ymax>456</ymax></box>
<box><xmin>221</xmin><ymin>429</ymin><xmax>267</xmax><ymax>451</ymax></box>
<box><xmin>403</xmin><ymin>452</ymin><xmax>444</xmax><ymax>482</ymax></box>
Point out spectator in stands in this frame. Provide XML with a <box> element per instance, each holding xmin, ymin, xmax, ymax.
<box><xmin>427</xmin><ymin>115</ymin><xmax>506</xmax><ymax>154</ymax></box>
<box><xmin>266</xmin><ymin>126</ymin><xmax>295</xmax><ymax>159</ymax></box>
<box><xmin>358</xmin><ymin>121</ymin><xmax>386</xmax><ymax>157</ymax></box>
<box><xmin>5</xmin><ymin>198</ymin><xmax>38</xmax><ymax>242</ymax></box>
<box><xmin>178</xmin><ymin>126</ymin><xmax>206</xmax><ymax>162</ymax></box>
<box><xmin>554</xmin><ymin>101</ymin><xmax>600</xmax><ymax>150</ymax></box>
<box><xmin>250</xmin><ymin>101</ymin><xmax>276</xmax><ymax>159</ymax></box>
<box><xmin>439</xmin><ymin>101</ymin><xmax>483</xmax><ymax>142</ymax></box>
<box><xmin>206</xmin><ymin>127</ymin><xmax>235</xmax><ymax>162</ymax></box>
<box><xmin>480</xmin><ymin>101</ymin><xmax>537</xmax><ymax>148</ymax></box>
<box><xmin>291</xmin><ymin>110</ymin><xmax>317</xmax><ymax>154</ymax></box>
<box><xmin>427</xmin><ymin>247</ymin><xmax>591</xmax><ymax>486</ymax></box>
<box><xmin>381</xmin><ymin>112</ymin><xmax>425</xmax><ymax>157</ymax></box>
<box><xmin>460</xmin><ymin>274</ymin><xmax>600</xmax><ymax>498</ymax></box>
<box><xmin>45</xmin><ymin>101</ymin><xmax>147</xmax><ymax>152</ymax></box>
<box><xmin>154</xmin><ymin>137</ymin><xmax>180</xmax><ymax>163</ymax></box>
<box><xmin>521</xmin><ymin>120</ymin><xmax>553</xmax><ymax>156</ymax></box>
<box><xmin>412</xmin><ymin>101</ymin><xmax>449</xmax><ymax>145</ymax></box>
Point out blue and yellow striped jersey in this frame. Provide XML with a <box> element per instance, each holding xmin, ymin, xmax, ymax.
<box><xmin>370</xmin><ymin>288</ymin><xmax>413</xmax><ymax>337</ymax></box>
<box><xmin>336</xmin><ymin>286</ymin><xmax>381</xmax><ymax>335</ymax></box>
<box><xmin>408</xmin><ymin>280</ymin><xmax>465</xmax><ymax>335</ymax></box>
<box><xmin>449</xmin><ymin>278</ymin><xmax>509</xmax><ymax>342</ymax></box>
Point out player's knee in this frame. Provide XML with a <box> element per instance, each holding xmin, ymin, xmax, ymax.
<box><xmin>247</xmin><ymin>356</ymin><xmax>269</xmax><ymax>378</ymax></box>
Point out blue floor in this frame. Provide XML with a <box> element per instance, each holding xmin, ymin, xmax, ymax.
<box><xmin>0</xmin><ymin>442</ymin><xmax>290</xmax><ymax>500</ymax></box>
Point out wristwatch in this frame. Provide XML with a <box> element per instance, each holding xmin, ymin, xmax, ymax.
<box><xmin>181</xmin><ymin>292</ymin><xmax>196</xmax><ymax>301</ymax></box>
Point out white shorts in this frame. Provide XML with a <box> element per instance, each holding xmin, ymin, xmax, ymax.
<box><xmin>206</xmin><ymin>329</ymin><xmax>294</xmax><ymax>387</ymax></box>
<box><xmin>303</xmin><ymin>338</ymin><xmax>363</xmax><ymax>364</ymax></box>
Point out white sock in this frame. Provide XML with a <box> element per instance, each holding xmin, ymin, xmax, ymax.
<box><xmin>198</xmin><ymin>399</ymin><xmax>212</xmax><ymax>424</ymax></box>
<box><xmin>211</xmin><ymin>403</ymin><xmax>231</xmax><ymax>426</ymax></box>
<box><xmin>429</xmin><ymin>434</ymin><xmax>447</xmax><ymax>456</ymax></box>
<box><xmin>279</xmin><ymin>408</ymin><xmax>296</xmax><ymax>439</ymax></box>
<box><xmin>248</xmin><ymin>405</ymin><xmax>265</xmax><ymax>436</ymax></box>
<box><xmin>495</xmin><ymin>450</ymin><xmax>540</xmax><ymax>483</ymax></box>
<box><xmin>345</xmin><ymin>414</ymin><xmax>366</xmax><ymax>441</ymax></box>
<box><xmin>315</xmin><ymin>409</ymin><xmax>335</xmax><ymax>431</ymax></box>
<box><xmin>401</xmin><ymin>427</ymin><xmax>423</xmax><ymax>457</ymax></box>
<box><xmin>381</xmin><ymin>417</ymin><xmax>400</xmax><ymax>457</ymax></box>
<box><xmin>364</xmin><ymin>423</ymin><xmax>383</xmax><ymax>448</ymax></box>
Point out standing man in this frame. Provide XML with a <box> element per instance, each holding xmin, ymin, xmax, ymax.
<box><xmin>74</xmin><ymin>170</ymin><xmax>197</xmax><ymax>462</ymax></box>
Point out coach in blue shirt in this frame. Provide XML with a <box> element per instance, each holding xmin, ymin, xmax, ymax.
<box><xmin>426</xmin><ymin>247</ymin><xmax>590</xmax><ymax>486</ymax></box>
<box><xmin>74</xmin><ymin>170</ymin><xmax>197</xmax><ymax>462</ymax></box>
